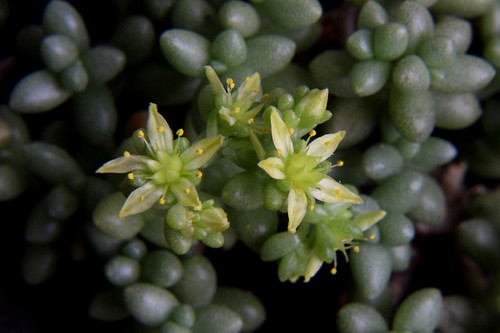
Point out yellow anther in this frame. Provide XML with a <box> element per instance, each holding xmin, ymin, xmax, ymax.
<box><xmin>195</xmin><ymin>149</ymin><xmax>204</xmax><ymax>155</ymax></box>
<box><xmin>295</xmin><ymin>189</ymin><xmax>302</xmax><ymax>195</ymax></box>
<box><xmin>195</xmin><ymin>171</ymin><xmax>203</xmax><ymax>178</ymax></box>
<box><xmin>159</xmin><ymin>198</ymin><xmax>166</xmax><ymax>205</ymax></box>
<box><xmin>324</xmin><ymin>141</ymin><xmax>331</xmax><ymax>147</ymax></box>
<box><xmin>262</xmin><ymin>128</ymin><xmax>269</xmax><ymax>133</ymax></box>
<box><xmin>331</xmin><ymin>267</ymin><xmax>337</xmax><ymax>275</ymax></box>
<box><xmin>226</xmin><ymin>78</ymin><xmax>235</xmax><ymax>89</ymax></box>
<box><xmin>353</xmin><ymin>246</ymin><xmax>360</xmax><ymax>253</ymax></box>
<box><xmin>335</xmin><ymin>189</ymin><xmax>341</xmax><ymax>196</ymax></box>
<box><xmin>262</xmin><ymin>93</ymin><xmax>269</xmax><ymax>100</ymax></box>
<box><xmin>123</xmin><ymin>151</ymin><xmax>131</xmax><ymax>158</ymax></box>
<box><xmin>176</xmin><ymin>129</ymin><xmax>184</xmax><ymax>136</ymax></box>
<box><xmin>308</xmin><ymin>204</ymin><xmax>315</xmax><ymax>211</ymax></box>
<box><xmin>137</xmin><ymin>130</ymin><xmax>145</xmax><ymax>138</ymax></box>
<box><xmin>276</xmin><ymin>163</ymin><xmax>282</xmax><ymax>168</ymax></box>
<box><xmin>248</xmin><ymin>118</ymin><xmax>254</xmax><ymax>125</ymax></box>
<box><xmin>337</xmin><ymin>161</ymin><xmax>344</xmax><ymax>167</ymax></box>
<box><xmin>235</xmin><ymin>107</ymin><xmax>241</xmax><ymax>113</ymax></box>
<box><xmin>139</xmin><ymin>196</ymin><xmax>145</xmax><ymax>202</ymax></box>
<box><xmin>369</xmin><ymin>234</ymin><xmax>376</xmax><ymax>240</ymax></box>
<box><xmin>158</xmin><ymin>126</ymin><xmax>165</xmax><ymax>132</ymax></box>
<box><xmin>288</xmin><ymin>128</ymin><xmax>294</xmax><ymax>134</ymax></box>
<box><xmin>252</xmin><ymin>87</ymin><xmax>259</xmax><ymax>92</ymax></box>
<box><xmin>245</xmin><ymin>76</ymin><xmax>251</xmax><ymax>82</ymax></box>
<box><xmin>128</xmin><ymin>173</ymin><xmax>135</xmax><ymax>180</ymax></box>
<box><xmin>183</xmin><ymin>188</ymin><xmax>191</xmax><ymax>194</ymax></box>
<box><xmin>309</xmin><ymin>130</ymin><xmax>316</xmax><ymax>137</ymax></box>
<box><xmin>276</xmin><ymin>149</ymin><xmax>282</xmax><ymax>155</ymax></box>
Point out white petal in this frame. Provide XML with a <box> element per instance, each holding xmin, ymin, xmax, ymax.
<box><xmin>306</xmin><ymin>131</ymin><xmax>345</xmax><ymax>162</ymax></box>
<box><xmin>171</xmin><ymin>177</ymin><xmax>202</xmax><ymax>210</ymax></box>
<box><xmin>304</xmin><ymin>255</ymin><xmax>323</xmax><ymax>283</ymax></box>
<box><xmin>287</xmin><ymin>189</ymin><xmax>307</xmax><ymax>233</ymax></box>
<box><xmin>147</xmin><ymin>103</ymin><xmax>174</xmax><ymax>153</ymax></box>
<box><xmin>205</xmin><ymin>66</ymin><xmax>225</xmax><ymax>95</ymax></box>
<box><xmin>258</xmin><ymin>157</ymin><xmax>286</xmax><ymax>180</ymax></box>
<box><xmin>96</xmin><ymin>155</ymin><xmax>150</xmax><ymax>174</ymax></box>
<box><xmin>310</xmin><ymin>176</ymin><xmax>363</xmax><ymax>204</ymax></box>
<box><xmin>181</xmin><ymin>136</ymin><xmax>224</xmax><ymax>170</ymax></box>
<box><xmin>119</xmin><ymin>181</ymin><xmax>163</xmax><ymax>217</ymax></box>
<box><xmin>270</xmin><ymin>108</ymin><xmax>293</xmax><ymax>158</ymax></box>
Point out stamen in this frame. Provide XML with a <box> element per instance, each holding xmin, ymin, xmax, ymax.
<box><xmin>335</xmin><ymin>189</ymin><xmax>341</xmax><ymax>196</ymax></box>
<box><xmin>137</xmin><ymin>130</ymin><xmax>145</xmax><ymax>138</ymax></box>
<box><xmin>195</xmin><ymin>171</ymin><xmax>203</xmax><ymax>178</ymax></box>
<box><xmin>331</xmin><ymin>267</ymin><xmax>337</xmax><ymax>275</ymax></box>
<box><xmin>337</xmin><ymin>161</ymin><xmax>344</xmax><ymax>167</ymax></box>
<box><xmin>123</xmin><ymin>151</ymin><xmax>131</xmax><ymax>158</ymax></box>
<box><xmin>195</xmin><ymin>149</ymin><xmax>204</xmax><ymax>155</ymax></box>
<box><xmin>139</xmin><ymin>196</ymin><xmax>145</xmax><ymax>202</ymax></box>
<box><xmin>159</xmin><ymin>198</ymin><xmax>166</xmax><ymax>205</ymax></box>
<box><xmin>184</xmin><ymin>188</ymin><xmax>191</xmax><ymax>194</ymax></box>
<box><xmin>276</xmin><ymin>163</ymin><xmax>282</xmax><ymax>168</ymax></box>
<box><xmin>245</xmin><ymin>76</ymin><xmax>251</xmax><ymax>82</ymax></box>
<box><xmin>276</xmin><ymin>149</ymin><xmax>282</xmax><ymax>155</ymax></box>
<box><xmin>262</xmin><ymin>93</ymin><xmax>269</xmax><ymax>100</ymax></box>
<box><xmin>248</xmin><ymin>118</ymin><xmax>254</xmax><ymax>125</ymax></box>
<box><xmin>235</xmin><ymin>107</ymin><xmax>241</xmax><ymax>113</ymax></box>
<box><xmin>295</xmin><ymin>189</ymin><xmax>302</xmax><ymax>195</ymax></box>
<box><xmin>324</xmin><ymin>141</ymin><xmax>331</xmax><ymax>147</ymax></box>
<box><xmin>308</xmin><ymin>204</ymin><xmax>314</xmax><ymax>210</ymax></box>
<box><xmin>262</xmin><ymin>127</ymin><xmax>269</xmax><ymax>133</ymax></box>
<box><xmin>128</xmin><ymin>173</ymin><xmax>135</xmax><ymax>180</ymax></box>
<box><xmin>309</xmin><ymin>130</ymin><xmax>317</xmax><ymax>137</ymax></box>
<box><xmin>226</xmin><ymin>78</ymin><xmax>235</xmax><ymax>90</ymax></box>
<box><xmin>288</xmin><ymin>128</ymin><xmax>294</xmax><ymax>134</ymax></box>
<box><xmin>369</xmin><ymin>234</ymin><xmax>376</xmax><ymax>240</ymax></box>
<box><xmin>158</xmin><ymin>126</ymin><xmax>165</xmax><ymax>132</ymax></box>
<box><xmin>353</xmin><ymin>246</ymin><xmax>360</xmax><ymax>253</ymax></box>
<box><xmin>252</xmin><ymin>87</ymin><xmax>259</xmax><ymax>92</ymax></box>
<box><xmin>176</xmin><ymin>129</ymin><xmax>184</xmax><ymax>136</ymax></box>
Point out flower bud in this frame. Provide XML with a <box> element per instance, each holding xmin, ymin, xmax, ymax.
<box><xmin>294</xmin><ymin>89</ymin><xmax>329</xmax><ymax>128</ymax></box>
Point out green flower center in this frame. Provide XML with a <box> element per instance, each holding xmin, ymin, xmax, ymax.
<box><xmin>285</xmin><ymin>152</ymin><xmax>324</xmax><ymax>190</ymax></box>
<box><xmin>151</xmin><ymin>151</ymin><xmax>183</xmax><ymax>185</ymax></box>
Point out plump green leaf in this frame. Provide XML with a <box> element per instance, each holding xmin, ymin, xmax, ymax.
<box><xmin>160</xmin><ymin>29</ymin><xmax>211</xmax><ymax>77</ymax></box>
<box><xmin>373</xmin><ymin>23</ymin><xmax>409</xmax><ymax>61</ymax></box>
<box><xmin>9</xmin><ymin>70</ymin><xmax>72</xmax><ymax>113</ymax></box>
<box><xmin>88</xmin><ymin>288</ymin><xmax>129</xmax><ymax>321</ymax></box>
<box><xmin>42</xmin><ymin>0</ymin><xmax>90</xmax><ymax>51</ymax></box>
<box><xmin>377</xmin><ymin>212</ymin><xmax>415</xmax><ymax>246</ymax></box>
<box><xmin>392</xmin><ymin>1</ymin><xmax>434</xmax><ymax>54</ymax></box>
<box><xmin>22</xmin><ymin>244</ymin><xmax>59</xmax><ymax>285</ymax></box>
<box><xmin>229</xmin><ymin>207</ymin><xmax>279</xmax><ymax>252</ymax></box>
<box><xmin>170</xmin><ymin>255</ymin><xmax>217</xmax><ymax>308</ymax></box>
<box><xmin>171</xmin><ymin>0</ymin><xmax>218</xmax><ymax>38</ymax></box>
<box><xmin>392</xmin><ymin>288</ymin><xmax>443</xmax><ymax>333</ymax></box>
<box><xmin>110</xmin><ymin>15</ymin><xmax>155</xmax><ymax>66</ymax></box>
<box><xmin>434</xmin><ymin>92</ymin><xmax>482</xmax><ymax>129</ymax></box>
<box><xmin>337</xmin><ymin>303</ymin><xmax>388</xmax><ymax>333</ymax></box>
<box><xmin>242</xmin><ymin>35</ymin><xmax>295</xmax><ymax>77</ymax></box>
<box><xmin>192</xmin><ymin>304</ymin><xmax>243</xmax><ymax>333</ymax></box>
<box><xmin>80</xmin><ymin>46</ymin><xmax>126</xmax><ymax>83</ymax></box>
<box><xmin>260</xmin><ymin>231</ymin><xmax>300</xmax><ymax>261</ymax></box>
<box><xmin>211</xmin><ymin>29</ymin><xmax>247</xmax><ymax>67</ymax></box>
<box><xmin>93</xmin><ymin>192</ymin><xmax>145</xmax><ymax>240</ymax></box>
<box><xmin>0</xmin><ymin>163</ymin><xmax>27</xmax><ymax>201</ymax></box>
<box><xmin>357</xmin><ymin>1</ymin><xmax>389</xmax><ymax>29</ymax></box>
<box><xmin>389</xmin><ymin>89</ymin><xmax>435</xmax><ymax>143</ymax></box>
<box><xmin>41</xmin><ymin>34</ymin><xmax>79</xmax><ymax>72</ymax></box>
<box><xmin>392</xmin><ymin>55</ymin><xmax>431</xmax><ymax>93</ymax></box>
<box><xmin>346</xmin><ymin>29</ymin><xmax>374</xmax><ymax>60</ymax></box>
<box><xmin>362</xmin><ymin>143</ymin><xmax>404</xmax><ymax>181</ymax></box>
<box><xmin>219</xmin><ymin>0</ymin><xmax>260</xmax><ymax>38</ymax></box>
<box><xmin>213</xmin><ymin>287</ymin><xmax>266</xmax><ymax>332</ymax></box>
<box><xmin>124</xmin><ymin>282</ymin><xmax>179</xmax><ymax>326</ymax></box>
<box><xmin>349</xmin><ymin>59</ymin><xmax>391</xmax><ymax>96</ymax></box>
<box><xmin>310</xmin><ymin>50</ymin><xmax>356</xmax><ymax>97</ymax></box>
<box><xmin>430</xmin><ymin>0</ymin><xmax>496</xmax><ymax>18</ymax></box>
<box><xmin>350</xmin><ymin>243</ymin><xmax>392</xmax><ymax>300</ymax></box>
<box><xmin>221</xmin><ymin>172</ymin><xmax>265</xmax><ymax>211</ymax></box>
<box><xmin>142</xmin><ymin>250</ymin><xmax>183</xmax><ymax>288</ymax></box>
<box><xmin>257</xmin><ymin>0</ymin><xmax>322</xmax><ymax>30</ymax></box>
<box><xmin>104</xmin><ymin>255</ymin><xmax>140</xmax><ymax>287</ymax></box>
